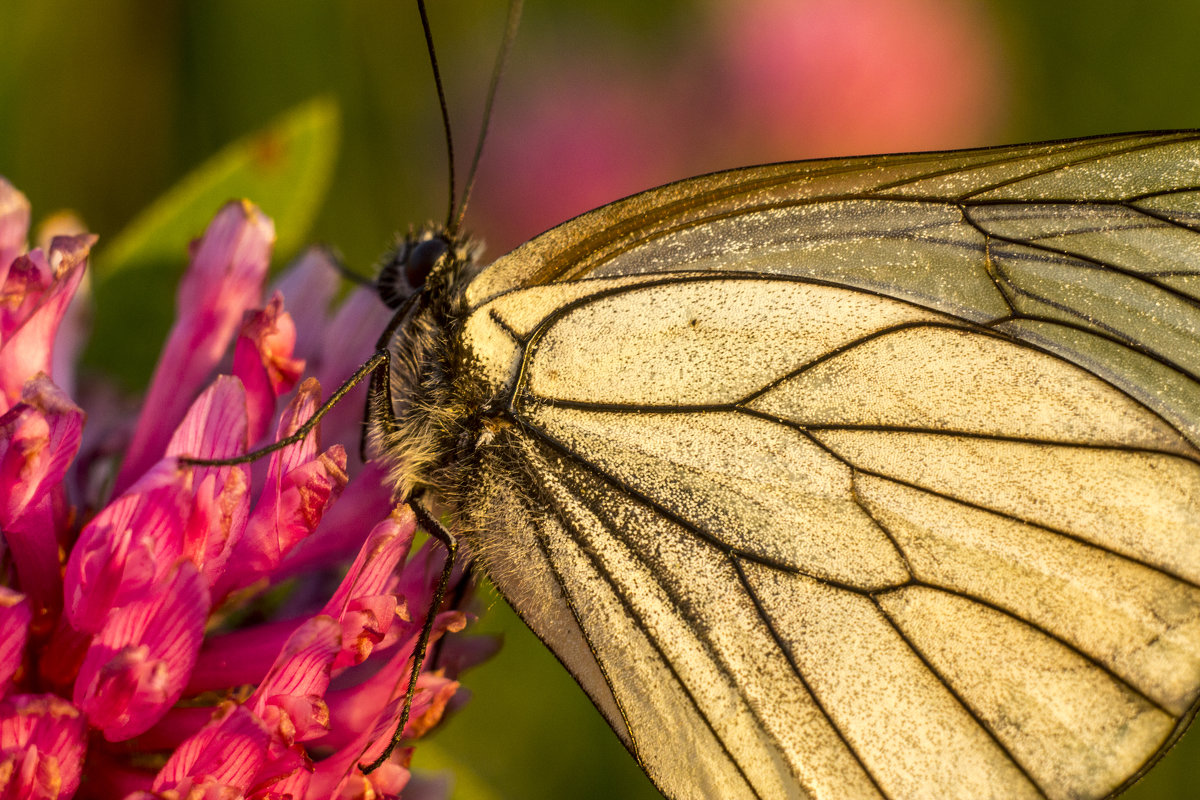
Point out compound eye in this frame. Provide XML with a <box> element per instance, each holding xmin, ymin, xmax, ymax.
<box><xmin>405</xmin><ymin>237</ymin><xmax>450</xmax><ymax>289</ymax></box>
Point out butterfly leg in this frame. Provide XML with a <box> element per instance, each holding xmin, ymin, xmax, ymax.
<box><xmin>359</xmin><ymin>497</ymin><xmax>459</xmax><ymax>773</ymax></box>
<box><xmin>359</xmin><ymin>342</ymin><xmax>397</xmax><ymax>464</ymax></box>
<box><xmin>426</xmin><ymin>552</ymin><xmax>474</xmax><ymax>670</ymax></box>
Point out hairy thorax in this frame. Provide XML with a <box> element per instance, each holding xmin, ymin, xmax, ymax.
<box><xmin>370</xmin><ymin>253</ymin><xmax>511</xmax><ymax>515</ymax></box>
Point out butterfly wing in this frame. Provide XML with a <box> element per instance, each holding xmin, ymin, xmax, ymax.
<box><xmin>453</xmin><ymin>132</ymin><xmax>1200</xmax><ymax>800</ymax></box>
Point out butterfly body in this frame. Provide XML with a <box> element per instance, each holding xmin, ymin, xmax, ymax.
<box><xmin>373</xmin><ymin>132</ymin><xmax>1200</xmax><ymax>800</ymax></box>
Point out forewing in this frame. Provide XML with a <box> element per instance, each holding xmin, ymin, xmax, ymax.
<box><xmin>467</xmin><ymin>131</ymin><xmax>1200</xmax><ymax>448</ymax></box>
<box><xmin>458</xmin><ymin>132</ymin><xmax>1200</xmax><ymax>800</ymax></box>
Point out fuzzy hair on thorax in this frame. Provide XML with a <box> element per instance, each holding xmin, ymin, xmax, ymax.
<box><xmin>368</xmin><ymin>241</ymin><xmax>490</xmax><ymax>511</ymax></box>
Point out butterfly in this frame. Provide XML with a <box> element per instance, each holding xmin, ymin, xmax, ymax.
<box><xmin>145</xmin><ymin>1</ymin><xmax>1194</xmax><ymax>795</ymax></box>
<box><xmin>358</xmin><ymin>122</ymin><xmax>1200</xmax><ymax>800</ymax></box>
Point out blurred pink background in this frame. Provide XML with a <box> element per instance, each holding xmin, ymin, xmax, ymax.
<box><xmin>471</xmin><ymin>0</ymin><xmax>1005</xmax><ymax>254</ymax></box>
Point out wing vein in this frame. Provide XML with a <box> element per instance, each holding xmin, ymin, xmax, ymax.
<box><xmin>515</xmin><ymin>417</ymin><xmax>811</xmax><ymax>578</ymax></box>
<box><xmin>844</xmin><ymin>488</ymin><xmax>1056</xmax><ymax>797</ymax></box>
<box><xmin>730</xmin><ymin>556</ymin><xmax>894</xmax><ymax>800</ymax></box>
<box><xmin>527</xmin><ymin>447</ymin><xmax>779</xmax><ymax>800</ymax></box>
<box><xmin>868</xmin><ymin>586</ymin><xmax>1053</xmax><ymax>799</ymax></box>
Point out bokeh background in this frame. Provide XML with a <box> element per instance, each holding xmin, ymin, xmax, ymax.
<box><xmin>3</xmin><ymin>1</ymin><xmax>1200</xmax><ymax>797</ymax></box>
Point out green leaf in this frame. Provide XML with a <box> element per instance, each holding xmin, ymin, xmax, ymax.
<box><xmin>85</xmin><ymin>96</ymin><xmax>340</xmax><ymax>389</ymax></box>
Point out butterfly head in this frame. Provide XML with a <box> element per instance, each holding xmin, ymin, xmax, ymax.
<box><xmin>375</xmin><ymin>223</ymin><xmax>479</xmax><ymax>310</ymax></box>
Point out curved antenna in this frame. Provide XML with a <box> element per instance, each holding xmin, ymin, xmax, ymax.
<box><xmin>451</xmin><ymin>0</ymin><xmax>523</xmax><ymax>236</ymax></box>
<box><xmin>416</xmin><ymin>0</ymin><xmax>458</xmax><ymax>231</ymax></box>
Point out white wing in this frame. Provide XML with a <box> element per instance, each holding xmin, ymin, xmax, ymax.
<box><xmin>453</xmin><ymin>133</ymin><xmax>1200</xmax><ymax>800</ymax></box>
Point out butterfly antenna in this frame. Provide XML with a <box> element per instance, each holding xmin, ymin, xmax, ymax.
<box><xmin>452</xmin><ymin>0</ymin><xmax>523</xmax><ymax>236</ymax></box>
<box><xmin>416</xmin><ymin>0</ymin><xmax>458</xmax><ymax>232</ymax></box>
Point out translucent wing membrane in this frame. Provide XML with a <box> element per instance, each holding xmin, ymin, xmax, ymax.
<box><xmin>452</xmin><ymin>133</ymin><xmax>1200</xmax><ymax>800</ymax></box>
<box><xmin>465</xmin><ymin>131</ymin><xmax>1200</xmax><ymax>297</ymax></box>
<box><xmin>464</xmin><ymin>133</ymin><xmax>1200</xmax><ymax>450</ymax></box>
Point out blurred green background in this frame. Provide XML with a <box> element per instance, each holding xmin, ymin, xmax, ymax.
<box><xmin>4</xmin><ymin>1</ymin><xmax>1200</xmax><ymax>798</ymax></box>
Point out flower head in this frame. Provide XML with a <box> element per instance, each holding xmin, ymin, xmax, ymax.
<box><xmin>0</xmin><ymin>179</ymin><xmax>489</xmax><ymax>799</ymax></box>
